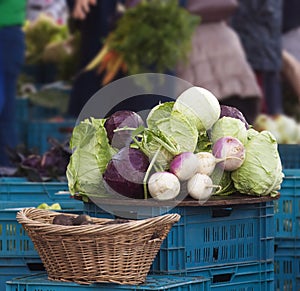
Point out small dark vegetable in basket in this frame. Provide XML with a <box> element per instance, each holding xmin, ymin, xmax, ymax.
<box><xmin>52</xmin><ymin>214</ymin><xmax>74</xmax><ymax>226</ymax></box>
<box><xmin>72</xmin><ymin>214</ymin><xmax>92</xmax><ymax>225</ymax></box>
<box><xmin>52</xmin><ymin>214</ymin><xmax>94</xmax><ymax>226</ymax></box>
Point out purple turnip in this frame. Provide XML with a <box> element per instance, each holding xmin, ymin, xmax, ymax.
<box><xmin>212</xmin><ymin>136</ymin><xmax>245</xmax><ymax>171</ymax></box>
<box><xmin>169</xmin><ymin>152</ymin><xmax>199</xmax><ymax>181</ymax></box>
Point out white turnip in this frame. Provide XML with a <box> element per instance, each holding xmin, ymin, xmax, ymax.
<box><xmin>148</xmin><ymin>172</ymin><xmax>181</xmax><ymax>201</ymax></box>
<box><xmin>187</xmin><ymin>173</ymin><xmax>221</xmax><ymax>204</ymax></box>
<box><xmin>195</xmin><ymin>151</ymin><xmax>218</xmax><ymax>176</ymax></box>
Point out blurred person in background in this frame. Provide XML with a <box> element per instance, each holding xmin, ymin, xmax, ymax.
<box><xmin>279</xmin><ymin>0</ymin><xmax>300</xmax><ymax>119</ymax></box>
<box><xmin>231</xmin><ymin>0</ymin><xmax>283</xmax><ymax>116</ymax></box>
<box><xmin>176</xmin><ymin>0</ymin><xmax>263</xmax><ymax>124</ymax></box>
<box><xmin>0</xmin><ymin>0</ymin><xmax>26</xmax><ymax>166</ymax></box>
<box><xmin>66</xmin><ymin>0</ymin><xmax>122</xmax><ymax>118</ymax></box>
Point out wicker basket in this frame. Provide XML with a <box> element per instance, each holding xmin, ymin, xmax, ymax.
<box><xmin>16</xmin><ymin>208</ymin><xmax>180</xmax><ymax>285</ymax></box>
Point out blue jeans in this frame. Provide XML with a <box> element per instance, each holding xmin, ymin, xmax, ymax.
<box><xmin>0</xmin><ymin>26</ymin><xmax>25</xmax><ymax>166</ymax></box>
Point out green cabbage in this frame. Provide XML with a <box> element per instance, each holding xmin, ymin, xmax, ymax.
<box><xmin>67</xmin><ymin>118</ymin><xmax>117</xmax><ymax>198</ymax></box>
<box><xmin>231</xmin><ymin>131</ymin><xmax>283</xmax><ymax>196</ymax></box>
<box><xmin>247</xmin><ymin>128</ymin><xmax>259</xmax><ymax>140</ymax></box>
<box><xmin>210</xmin><ymin>117</ymin><xmax>248</xmax><ymax>145</ymax></box>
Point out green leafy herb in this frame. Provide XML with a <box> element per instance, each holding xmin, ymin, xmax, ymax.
<box><xmin>109</xmin><ymin>0</ymin><xmax>200</xmax><ymax>74</ymax></box>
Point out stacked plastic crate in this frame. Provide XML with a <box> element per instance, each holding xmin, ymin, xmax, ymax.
<box><xmin>0</xmin><ymin>177</ymin><xmax>83</xmax><ymax>290</ymax></box>
<box><xmin>16</xmin><ymin>96</ymin><xmax>75</xmax><ymax>154</ymax></box>
<box><xmin>6</xmin><ymin>273</ymin><xmax>211</xmax><ymax>291</ymax></box>
<box><xmin>275</xmin><ymin>144</ymin><xmax>300</xmax><ymax>291</ymax></box>
<box><xmin>83</xmin><ymin>195</ymin><xmax>276</xmax><ymax>290</ymax></box>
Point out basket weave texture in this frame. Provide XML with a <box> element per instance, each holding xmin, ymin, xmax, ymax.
<box><xmin>16</xmin><ymin>208</ymin><xmax>180</xmax><ymax>285</ymax></box>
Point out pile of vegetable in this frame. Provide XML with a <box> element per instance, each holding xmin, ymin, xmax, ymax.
<box><xmin>67</xmin><ymin>86</ymin><xmax>284</xmax><ymax>203</ymax></box>
<box><xmin>23</xmin><ymin>13</ymin><xmax>80</xmax><ymax>81</ymax></box>
<box><xmin>6</xmin><ymin>138</ymin><xmax>71</xmax><ymax>182</ymax></box>
<box><xmin>254</xmin><ymin>113</ymin><xmax>300</xmax><ymax>144</ymax></box>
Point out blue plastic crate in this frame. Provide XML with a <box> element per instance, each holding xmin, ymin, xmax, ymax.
<box><xmin>0</xmin><ymin>207</ymin><xmax>83</xmax><ymax>258</ymax></box>
<box><xmin>84</xmin><ymin>200</ymin><xmax>275</xmax><ymax>274</ymax></box>
<box><xmin>27</xmin><ymin>119</ymin><xmax>75</xmax><ymax>154</ymax></box>
<box><xmin>5</xmin><ymin>273</ymin><xmax>210</xmax><ymax>291</ymax></box>
<box><xmin>189</xmin><ymin>261</ymin><xmax>274</xmax><ymax>291</ymax></box>
<box><xmin>0</xmin><ymin>177</ymin><xmax>81</xmax><ymax>206</ymax></box>
<box><xmin>274</xmin><ymin>238</ymin><xmax>300</xmax><ymax>291</ymax></box>
<box><xmin>0</xmin><ymin>257</ymin><xmax>44</xmax><ymax>291</ymax></box>
<box><xmin>274</xmin><ymin>169</ymin><xmax>300</xmax><ymax>238</ymax></box>
<box><xmin>278</xmin><ymin>144</ymin><xmax>300</xmax><ymax>169</ymax></box>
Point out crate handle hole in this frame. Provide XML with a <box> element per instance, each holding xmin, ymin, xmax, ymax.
<box><xmin>212</xmin><ymin>207</ymin><xmax>232</xmax><ymax>218</ymax></box>
<box><xmin>27</xmin><ymin>262</ymin><xmax>45</xmax><ymax>271</ymax></box>
<box><xmin>212</xmin><ymin>273</ymin><xmax>233</xmax><ymax>283</ymax></box>
<box><xmin>213</xmin><ymin>247</ymin><xmax>219</xmax><ymax>260</ymax></box>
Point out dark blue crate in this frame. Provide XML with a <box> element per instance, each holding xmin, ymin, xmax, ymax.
<box><xmin>84</xmin><ymin>200</ymin><xmax>275</xmax><ymax>274</ymax></box>
<box><xmin>274</xmin><ymin>169</ymin><xmax>300</xmax><ymax>238</ymax></box>
<box><xmin>189</xmin><ymin>261</ymin><xmax>274</xmax><ymax>291</ymax></box>
<box><xmin>27</xmin><ymin>119</ymin><xmax>75</xmax><ymax>154</ymax></box>
<box><xmin>0</xmin><ymin>257</ymin><xmax>44</xmax><ymax>291</ymax></box>
<box><xmin>0</xmin><ymin>207</ymin><xmax>83</xmax><ymax>258</ymax></box>
<box><xmin>274</xmin><ymin>238</ymin><xmax>300</xmax><ymax>291</ymax></box>
<box><xmin>278</xmin><ymin>144</ymin><xmax>300</xmax><ymax>169</ymax></box>
<box><xmin>5</xmin><ymin>273</ymin><xmax>210</xmax><ymax>291</ymax></box>
<box><xmin>0</xmin><ymin>177</ymin><xmax>80</xmax><ymax>205</ymax></box>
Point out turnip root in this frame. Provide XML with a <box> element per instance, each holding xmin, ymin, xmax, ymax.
<box><xmin>170</xmin><ymin>152</ymin><xmax>199</xmax><ymax>181</ymax></box>
<box><xmin>187</xmin><ymin>173</ymin><xmax>221</xmax><ymax>204</ymax></box>
<box><xmin>148</xmin><ymin>172</ymin><xmax>181</xmax><ymax>200</ymax></box>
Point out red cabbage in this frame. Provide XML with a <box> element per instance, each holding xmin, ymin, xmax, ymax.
<box><xmin>104</xmin><ymin>110</ymin><xmax>144</xmax><ymax>149</ymax></box>
<box><xmin>220</xmin><ymin>105</ymin><xmax>249</xmax><ymax>129</ymax></box>
<box><xmin>103</xmin><ymin>147</ymin><xmax>149</xmax><ymax>199</ymax></box>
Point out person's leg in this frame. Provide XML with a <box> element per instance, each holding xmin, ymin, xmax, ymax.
<box><xmin>0</xmin><ymin>26</ymin><xmax>25</xmax><ymax>166</ymax></box>
<box><xmin>262</xmin><ymin>71</ymin><xmax>283</xmax><ymax>115</ymax></box>
<box><xmin>67</xmin><ymin>0</ymin><xmax>119</xmax><ymax>118</ymax></box>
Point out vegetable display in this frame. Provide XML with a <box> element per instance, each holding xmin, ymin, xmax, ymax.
<box><xmin>67</xmin><ymin>86</ymin><xmax>283</xmax><ymax>203</ymax></box>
